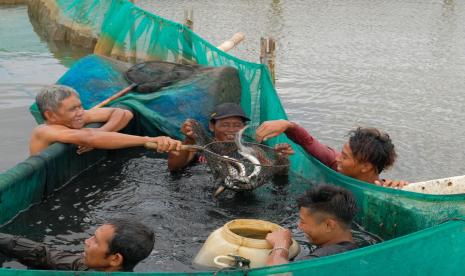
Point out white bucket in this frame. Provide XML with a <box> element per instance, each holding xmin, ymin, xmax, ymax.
<box><xmin>193</xmin><ymin>219</ymin><xmax>300</xmax><ymax>268</ymax></box>
<box><xmin>401</xmin><ymin>175</ymin><xmax>465</xmax><ymax>195</ymax></box>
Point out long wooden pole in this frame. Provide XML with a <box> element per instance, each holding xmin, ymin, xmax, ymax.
<box><xmin>260</xmin><ymin>37</ymin><xmax>276</xmax><ymax>85</ymax></box>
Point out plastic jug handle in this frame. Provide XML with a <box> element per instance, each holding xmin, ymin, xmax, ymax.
<box><xmin>213</xmin><ymin>255</ymin><xmax>235</xmax><ymax>268</ymax></box>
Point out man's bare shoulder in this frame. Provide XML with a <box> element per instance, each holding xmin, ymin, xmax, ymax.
<box><xmin>30</xmin><ymin>124</ymin><xmax>77</xmax><ymax>155</ymax></box>
<box><xmin>32</xmin><ymin>124</ymin><xmax>70</xmax><ymax>136</ymax></box>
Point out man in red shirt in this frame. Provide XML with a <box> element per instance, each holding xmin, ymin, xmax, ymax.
<box><xmin>256</xmin><ymin>120</ymin><xmax>407</xmax><ymax>187</ymax></box>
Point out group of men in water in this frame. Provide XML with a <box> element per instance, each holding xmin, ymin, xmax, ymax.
<box><xmin>0</xmin><ymin>84</ymin><xmax>407</xmax><ymax>271</ymax></box>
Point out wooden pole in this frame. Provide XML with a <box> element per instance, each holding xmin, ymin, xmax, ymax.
<box><xmin>129</xmin><ymin>0</ymin><xmax>137</xmax><ymax>63</ymax></box>
<box><xmin>260</xmin><ymin>37</ymin><xmax>276</xmax><ymax>85</ymax></box>
<box><xmin>217</xmin><ymin>32</ymin><xmax>245</xmax><ymax>52</ymax></box>
<box><xmin>184</xmin><ymin>8</ymin><xmax>194</xmax><ymax>30</ymax></box>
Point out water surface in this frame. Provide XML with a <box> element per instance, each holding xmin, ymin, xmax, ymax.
<box><xmin>139</xmin><ymin>0</ymin><xmax>465</xmax><ymax>182</ymax></box>
<box><xmin>0</xmin><ymin>148</ymin><xmax>380</xmax><ymax>271</ymax></box>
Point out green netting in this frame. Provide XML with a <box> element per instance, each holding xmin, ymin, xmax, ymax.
<box><xmin>56</xmin><ymin>0</ymin><xmax>110</xmax><ymax>32</ymax></box>
<box><xmin>1</xmin><ymin>0</ymin><xmax>465</xmax><ymax>275</ymax></box>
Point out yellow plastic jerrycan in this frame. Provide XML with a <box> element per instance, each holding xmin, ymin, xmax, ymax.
<box><xmin>193</xmin><ymin>219</ymin><xmax>300</xmax><ymax>268</ymax></box>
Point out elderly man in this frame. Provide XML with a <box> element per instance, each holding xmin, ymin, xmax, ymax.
<box><xmin>0</xmin><ymin>218</ymin><xmax>154</xmax><ymax>271</ymax></box>
<box><xmin>30</xmin><ymin>85</ymin><xmax>181</xmax><ymax>155</ymax></box>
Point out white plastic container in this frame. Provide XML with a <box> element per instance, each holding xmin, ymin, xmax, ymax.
<box><xmin>401</xmin><ymin>175</ymin><xmax>465</xmax><ymax>195</ymax></box>
<box><xmin>193</xmin><ymin>219</ymin><xmax>301</xmax><ymax>268</ymax></box>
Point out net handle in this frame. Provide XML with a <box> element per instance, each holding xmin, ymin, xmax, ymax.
<box><xmin>92</xmin><ymin>83</ymin><xmax>137</xmax><ymax>109</ymax></box>
<box><xmin>144</xmin><ymin>142</ymin><xmax>202</xmax><ymax>152</ymax></box>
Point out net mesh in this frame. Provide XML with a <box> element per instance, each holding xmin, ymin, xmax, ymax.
<box><xmin>125</xmin><ymin>61</ymin><xmax>199</xmax><ymax>93</ymax></box>
<box><xmin>187</xmin><ymin>119</ymin><xmax>289</xmax><ymax>192</ymax></box>
<box><xmin>202</xmin><ymin>141</ymin><xmax>289</xmax><ymax>192</ymax></box>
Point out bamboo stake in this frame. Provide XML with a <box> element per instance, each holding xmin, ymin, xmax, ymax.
<box><xmin>184</xmin><ymin>8</ymin><xmax>194</xmax><ymax>30</ymax></box>
<box><xmin>260</xmin><ymin>37</ymin><xmax>276</xmax><ymax>85</ymax></box>
<box><xmin>129</xmin><ymin>0</ymin><xmax>137</xmax><ymax>63</ymax></box>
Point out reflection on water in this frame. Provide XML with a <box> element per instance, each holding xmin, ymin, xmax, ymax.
<box><xmin>0</xmin><ymin>148</ymin><xmax>380</xmax><ymax>271</ymax></box>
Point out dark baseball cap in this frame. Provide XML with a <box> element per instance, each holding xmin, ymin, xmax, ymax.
<box><xmin>210</xmin><ymin>102</ymin><xmax>250</xmax><ymax>122</ymax></box>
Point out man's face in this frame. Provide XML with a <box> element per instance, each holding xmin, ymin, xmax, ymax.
<box><xmin>84</xmin><ymin>224</ymin><xmax>119</xmax><ymax>271</ymax></box>
<box><xmin>297</xmin><ymin>207</ymin><xmax>330</xmax><ymax>246</ymax></box>
<box><xmin>47</xmin><ymin>95</ymin><xmax>85</xmax><ymax>129</ymax></box>
<box><xmin>335</xmin><ymin>143</ymin><xmax>365</xmax><ymax>179</ymax></box>
<box><xmin>209</xmin><ymin>116</ymin><xmax>245</xmax><ymax>141</ymax></box>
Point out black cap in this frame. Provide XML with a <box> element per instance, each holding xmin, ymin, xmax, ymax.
<box><xmin>210</xmin><ymin>102</ymin><xmax>250</xmax><ymax>122</ymax></box>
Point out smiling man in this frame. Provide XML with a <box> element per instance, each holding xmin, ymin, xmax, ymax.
<box><xmin>30</xmin><ymin>85</ymin><xmax>181</xmax><ymax>155</ymax></box>
<box><xmin>0</xmin><ymin>219</ymin><xmax>154</xmax><ymax>271</ymax></box>
<box><xmin>255</xmin><ymin>120</ymin><xmax>407</xmax><ymax>187</ymax></box>
<box><xmin>167</xmin><ymin>103</ymin><xmax>294</xmax><ymax>171</ymax></box>
<box><xmin>266</xmin><ymin>184</ymin><xmax>358</xmax><ymax>265</ymax></box>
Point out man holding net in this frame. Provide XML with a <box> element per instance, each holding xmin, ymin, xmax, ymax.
<box><xmin>255</xmin><ymin>120</ymin><xmax>408</xmax><ymax>187</ymax></box>
<box><xmin>30</xmin><ymin>85</ymin><xmax>182</xmax><ymax>155</ymax></box>
<box><xmin>168</xmin><ymin>103</ymin><xmax>293</xmax><ymax>171</ymax></box>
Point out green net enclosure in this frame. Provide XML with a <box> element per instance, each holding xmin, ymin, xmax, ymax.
<box><xmin>1</xmin><ymin>0</ymin><xmax>464</xmax><ymax>275</ymax></box>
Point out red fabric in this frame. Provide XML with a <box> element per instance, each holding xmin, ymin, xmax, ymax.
<box><xmin>285</xmin><ymin>123</ymin><xmax>340</xmax><ymax>171</ymax></box>
<box><xmin>198</xmin><ymin>154</ymin><xmax>207</xmax><ymax>163</ymax></box>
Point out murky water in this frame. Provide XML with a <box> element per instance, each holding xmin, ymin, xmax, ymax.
<box><xmin>0</xmin><ymin>148</ymin><xmax>380</xmax><ymax>271</ymax></box>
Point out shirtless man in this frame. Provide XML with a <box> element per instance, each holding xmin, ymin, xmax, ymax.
<box><xmin>256</xmin><ymin>120</ymin><xmax>407</xmax><ymax>187</ymax></box>
<box><xmin>30</xmin><ymin>85</ymin><xmax>181</xmax><ymax>155</ymax></box>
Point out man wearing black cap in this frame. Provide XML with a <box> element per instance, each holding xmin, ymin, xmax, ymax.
<box><xmin>168</xmin><ymin>102</ymin><xmax>293</xmax><ymax>171</ymax></box>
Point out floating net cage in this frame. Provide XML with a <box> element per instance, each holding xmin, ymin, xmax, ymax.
<box><xmin>201</xmin><ymin>141</ymin><xmax>289</xmax><ymax>191</ymax></box>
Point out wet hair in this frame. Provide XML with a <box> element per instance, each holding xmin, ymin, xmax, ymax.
<box><xmin>106</xmin><ymin>218</ymin><xmax>155</xmax><ymax>271</ymax></box>
<box><xmin>36</xmin><ymin>85</ymin><xmax>78</xmax><ymax>118</ymax></box>
<box><xmin>348</xmin><ymin>127</ymin><xmax>397</xmax><ymax>174</ymax></box>
<box><xmin>297</xmin><ymin>184</ymin><xmax>358</xmax><ymax>229</ymax></box>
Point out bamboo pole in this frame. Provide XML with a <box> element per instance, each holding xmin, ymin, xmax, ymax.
<box><xmin>184</xmin><ymin>8</ymin><xmax>194</xmax><ymax>30</ymax></box>
<box><xmin>128</xmin><ymin>0</ymin><xmax>137</xmax><ymax>63</ymax></box>
<box><xmin>260</xmin><ymin>37</ymin><xmax>276</xmax><ymax>85</ymax></box>
<box><xmin>217</xmin><ymin>32</ymin><xmax>245</xmax><ymax>52</ymax></box>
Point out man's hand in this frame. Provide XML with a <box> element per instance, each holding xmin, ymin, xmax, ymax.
<box><xmin>266</xmin><ymin>229</ymin><xmax>292</xmax><ymax>249</ymax></box>
<box><xmin>151</xmin><ymin>136</ymin><xmax>182</xmax><ymax>152</ymax></box>
<box><xmin>274</xmin><ymin>143</ymin><xmax>294</xmax><ymax>157</ymax></box>
<box><xmin>256</xmin><ymin>120</ymin><xmax>293</xmax><ymax>142</ymax></box>
<box><xmin>77</xmin><ymin>145</ymin><xmax>94</xmax><ymax>155</ymax></box>
<box><xmin>374</xmin><ymin>178</ymin><xmax>409</xmax><ymax>188</ymax></box>
<box><xmin>180</xmin><ymin>119</ymin><xmax>197</xmax><ymax>143</ymax></box>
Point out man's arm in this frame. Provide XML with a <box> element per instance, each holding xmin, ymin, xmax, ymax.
<box><xmin>167</xmin><ymin>137</ymin><xmax>197</xmax><ymax>171</ymax></box>
<box><xmin>266</xmin><ymin>229</ymin><xmax>292</xmax><ymax>266</ymax></box>
<box><xmin>0</xmin><ymin>233</ymin><xmax>87</xmax><ymax>271</ymax></box>
<box><xmin>284</xmin><ymin>122</ymin><xmax>339</xmax><ymax>170</ymax></box>
<box><xmin>256</xmin><ymin>120</ymin><xmax>339</xmax><ymax>170</ymax></box>
<box><xmin>167</xmin><ymin>119</ymin><xmax>200</xmax><ymax>172</ymax></box>
<box><xmin>30</xmin><ymin>126</ymin><xmax>182</xmax><ymax>155</ymax></box>
<box><xmin>83</xmin><ymin>107</ymin><xmax>133</xmax><ymax>132</ymax></box>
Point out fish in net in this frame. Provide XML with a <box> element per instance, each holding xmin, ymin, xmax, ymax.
<box><xmin>188</xmin><ymin>120</ymin><xmax>290</xmax><ymax>196</ymax></box>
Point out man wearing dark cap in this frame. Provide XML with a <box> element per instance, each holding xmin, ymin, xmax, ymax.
<box><xmin>168</xmin><ymin>102</ymin><xmax>293</xmax><ymax>171</ymax></box>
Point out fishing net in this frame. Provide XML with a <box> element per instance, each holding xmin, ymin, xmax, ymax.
<box><xmin>125</xmin><ymin>61</ymin><xmax>200</xmax><ymax>93</ymax></box>
<box><xmin>202</xmin><ymin>141</ymin><xmax>289</xmax><ymax>192</ymax></box>
<box><xmin>187</xmin><ymin>119</ymin><xmax>288</xmax><ymax>192</ymax></box>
